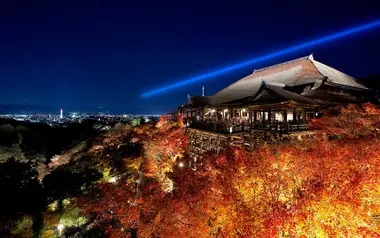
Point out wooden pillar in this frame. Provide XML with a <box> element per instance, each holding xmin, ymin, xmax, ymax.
<box><xmin>293</xmin><ymin>110</ymin><xmax>297</xmax><ymax>124</ymax></box>
<box><xmin>268</xmin><ymin>111</ymin><xmax>272</xmax><ymax>124</ymax></box>
<box><xmin>249</xmin><ymin>110</ymin><xmax>253</xmax><ymax>132</ymax></box>
<box><xmin>216</xmin><ymin>135</ymin><xmax>221</xmax><ymax>154</ymax></box>
<box><xmin>200</xmin><ymin>133</ymin><xmax>203</xmax><ymax>151</ymax></box>
<box><xmin>303</xmin><ymin>110</ymin><xmax>306</xmax><ymax>123</ymax></box>
<box><xmin>283</xmin><ymin>110</ymin><xmax>287</xmax><ymax>122</ymax></box>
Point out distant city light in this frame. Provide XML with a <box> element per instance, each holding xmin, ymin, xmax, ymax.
<box><xmin>179</xmin><ymin>162</ymin><xmax>184</xmax><ymax>168</ymax></box>
<box><xmin>0</xmin><ymin>113</ymin><xmax>160</xmax><ymax>127</ymax></box>
<box><xmin>141</xmin><ymin>19</ymin><xmax>380</xmax><ymax>97</ymax></box>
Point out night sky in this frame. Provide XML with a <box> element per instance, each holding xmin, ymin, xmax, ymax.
<box><xmin>1</xmin><ymin>1</ymin><xmax>380</xmax><ymax>114</ymax></box>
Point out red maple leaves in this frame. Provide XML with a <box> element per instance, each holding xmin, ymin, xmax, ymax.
<box><xmin>79</xmin><ymin>104</ymin><xmax>380</xmax><ymax>237</ymax></box>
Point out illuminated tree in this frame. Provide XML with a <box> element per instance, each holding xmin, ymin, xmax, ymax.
<box><xmin>72</xmin><ymin>104</ymin><xmax>380</xmax><ymax>237</ymax></box>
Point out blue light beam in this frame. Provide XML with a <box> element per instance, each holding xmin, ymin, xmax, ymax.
<box><xmin>142</xmin><ymin>20</ymin><xmax>380</xmax><ymax>98</ymax></box>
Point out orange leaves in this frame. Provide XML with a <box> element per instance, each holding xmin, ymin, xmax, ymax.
<box><xmin>177</xmin><ymin>115</ymin><xmax>185</xmax><ymax>128</ymax></box>
<box><xmin>198</xmin><ymin>124</ymin><xmax>380</xmax><ymax>236</ymax></box>
<box><xmin>141</xmin><ymin>124</ymin><xmax>188</xmax><ymax>193</ymax></box>
<box><xmin>135</xmin><ymin>124</ymin><xmax>153</xmax><ymax>135</ymax></box>
<box><xmin>77</xmin><ymin>106</ymin><xmax>380</xmax><ymax>237</ymax></box>
<box><xmin>215</xmin><ymin>153</ymin><xmax>227</xmax><ymax>167</ymax></box>
<box><xmin>311</xmin><ymin>103</ymin><xmax>380</xmax><ymax>138</ymax></box>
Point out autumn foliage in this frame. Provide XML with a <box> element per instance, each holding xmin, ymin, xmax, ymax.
<box><xmin>78</xmin><ymin>104</ymin><xmax>380</xmax><ymax>237</ymax></box>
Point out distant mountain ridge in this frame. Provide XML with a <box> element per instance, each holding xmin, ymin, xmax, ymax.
<box><xmin>0</xmin><ymin>105</ymin><xmax>58</xmax><ymax>114</ymax></box>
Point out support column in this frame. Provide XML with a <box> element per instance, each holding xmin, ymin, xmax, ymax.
<box><xmin>303</xmin><ymin>111</ymin><xmax>306</xmax><ymax>123</ymax></box>
<box><xmin>249</xmin><ymin>110</ymin><xmax>253</xmax><ymax>132</ymax></box>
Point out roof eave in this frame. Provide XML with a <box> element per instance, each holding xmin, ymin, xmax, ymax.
<box><xmin>324</xmin><ymin>80</ymin><xmax>369</xmax><ymax>91</ymax></box>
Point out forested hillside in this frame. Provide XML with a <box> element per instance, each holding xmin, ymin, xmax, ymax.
<box><xmin>0</xmin><ymin>104</ymin><xmax>379</xmax><ymax>237</ymax></box>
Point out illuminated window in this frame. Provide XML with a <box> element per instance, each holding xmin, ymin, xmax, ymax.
<box><xmin>256</xmin><ymin>112</ymin><xmax>262</xmax><ymax>120</ymax></box>
<box><xmin>275</xmin><ymin>112</ymin><xmax>283</xmax><ymax>121</ymax></box>
<box><xmin>287</xmin><ymin>112</ymin><xmax>293</xmax><ymax>122</ymax></box>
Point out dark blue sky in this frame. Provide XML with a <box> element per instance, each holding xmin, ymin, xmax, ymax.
<box><xmin>1</xmin><ymin>0</ymin><xmax>380</xmax><ymax>114</ymax></box>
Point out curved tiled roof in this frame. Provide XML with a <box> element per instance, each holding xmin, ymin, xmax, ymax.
<box><xmin>310</xmin><ymin>59</ymin><xmax>368</xmax><ymax>90</ymax></box>
<box><xmin>211</xmin><ymin>54</ymin><xmax>367</xmax><ymax>104</ymax></box>
<box><xmin>240</xmin><ymin>81</ymin><xmax>319</xmax><ymax>106</ymax></box>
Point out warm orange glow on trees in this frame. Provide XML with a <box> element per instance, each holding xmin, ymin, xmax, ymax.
<box><xmin>77</xmin><ymin>104</ymin><xmax>380</xmax><ymax>237</ymax></box>
<box><xmin>143</xmin><ymin>125</ymin><xmax>188</xmax><ymax>193</ymax></box>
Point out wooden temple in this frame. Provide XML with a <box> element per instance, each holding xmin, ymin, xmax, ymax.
<box><xmin>180</xmin><ymin>54</ymin><xmax>371</xmax><ymax>134</ymax></box>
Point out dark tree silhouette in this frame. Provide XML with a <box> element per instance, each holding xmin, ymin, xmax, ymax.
<box><xmin>0</xmin><ymin>124</ymin><xmax>22</xmax><ymax>146</ymax></box>
<box><xmin>43</xmin><ymin>162</ymin><xmax>102</xmax><ymax>201</ymax></box>
<box><xmin>0</xmin><ymin>158</ymin><xmax>45</xmax><ymax>215</ymax></box>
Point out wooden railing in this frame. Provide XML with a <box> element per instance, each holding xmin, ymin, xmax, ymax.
<box><xmin>252</xmin><ymin>123</ymin><xmax>308</xmax><ymax>132</ymax></box>
<box><xmin>187</xmin><ymin>119</ymin><xmax>308</xmax><ymax>133</ymax></box>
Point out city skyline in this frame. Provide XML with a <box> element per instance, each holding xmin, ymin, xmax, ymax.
<box><xmin>1</xmin><ymin>1</ymin><xmax>380</xmax><ymax>114</ymax></box>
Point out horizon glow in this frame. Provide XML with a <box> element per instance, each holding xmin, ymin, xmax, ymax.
<box><xmin>142</xmin><ymin>19</ymin><xmax>380</xmax><ymax>98</ymax></box>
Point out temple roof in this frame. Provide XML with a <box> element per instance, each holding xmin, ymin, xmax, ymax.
<box><xmin>182</xmin><ymin>95</ymin><xmax>212</xmax><ymax>109</ymax></box>
<box><xmin>245</xmin><ymin>81</ymin><xmax>319</xmax><ymax>106</ymax></box>
<box><xmin>211</xmin><ymin>54</ymin><xmax>368</xmax><ymax>104</ymax></box>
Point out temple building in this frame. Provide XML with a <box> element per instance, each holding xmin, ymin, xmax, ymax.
<box><xmin>180</xmin><ymin>54</ymin><xmax>371</xmax><ymax>134</ymax></box>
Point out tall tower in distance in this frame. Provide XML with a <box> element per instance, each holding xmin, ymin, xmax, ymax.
<box><xmin>60</xmin><ymin>109</ymin><xmax>63</xmax><ymax>119</ymax></box>
<box><xmin>202</xmin><ymin>86</ymin><xmax>205</xmax><ymax>96</ymax></box>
